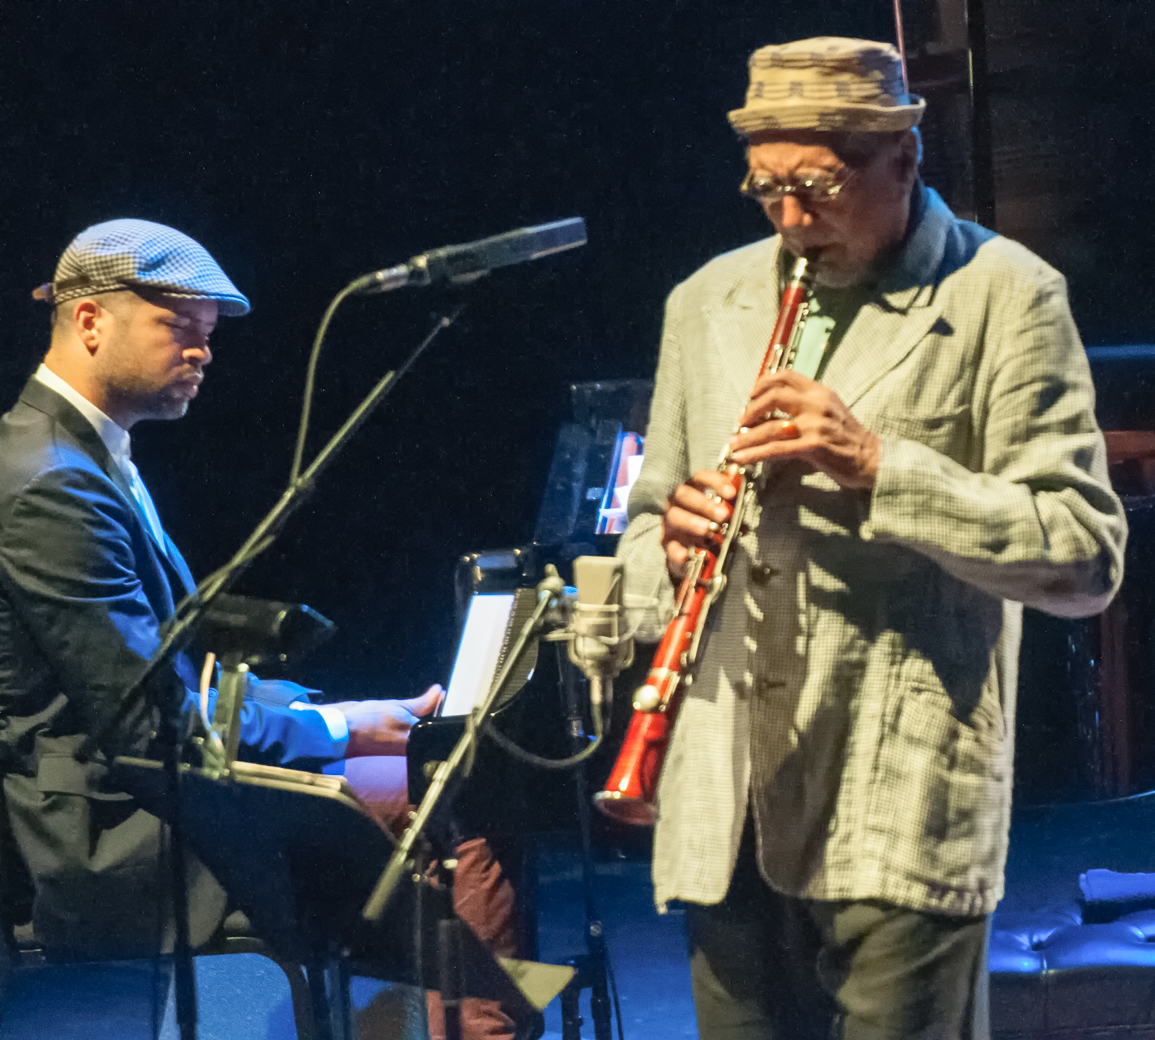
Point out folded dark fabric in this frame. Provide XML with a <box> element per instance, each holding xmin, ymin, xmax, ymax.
<box><xmin>1080</xmin><ymin>870</ymin><xmax>1155</xmax><ymax>922</ymax></box>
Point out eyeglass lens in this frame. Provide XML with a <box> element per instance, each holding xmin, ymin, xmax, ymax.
<box><xmin>741</xmin><ymin>172</ymin><xmax>849</xmax><ymax>204</ymax></box>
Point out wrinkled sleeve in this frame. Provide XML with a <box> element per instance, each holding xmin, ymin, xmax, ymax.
<box><xmin>867</xmin><ymin>269</ymin><xmax>1127</xmax><ymax>618</ymax></box>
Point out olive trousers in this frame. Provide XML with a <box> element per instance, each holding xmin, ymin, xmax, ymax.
<box><xmin>686</xmin><ymin>827</ymin><xmax>990</xmax><ymax>1040</ymax></box>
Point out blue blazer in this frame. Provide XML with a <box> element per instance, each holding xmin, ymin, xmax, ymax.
<box><xmin>0</xmin><ymin>378</ymin><xmax>343</xmax><ymax>955</ymax></box>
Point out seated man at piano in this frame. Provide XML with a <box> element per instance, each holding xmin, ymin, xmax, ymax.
<box><xmin>0</xmin><ymin>219</ymin><xmax>521</xmax><ymax>1040</ymax></box>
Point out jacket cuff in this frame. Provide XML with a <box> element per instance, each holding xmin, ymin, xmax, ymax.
<box><xmin>290</xmin><ymin>701</ymin><xmax>350</xmax><ymax>757</ymax></box>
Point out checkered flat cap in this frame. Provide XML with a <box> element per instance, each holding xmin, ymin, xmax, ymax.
<box><xmin>33</xmin><ymin>219</ymin><xmax>250</xmax><ymax>316</ymax></box>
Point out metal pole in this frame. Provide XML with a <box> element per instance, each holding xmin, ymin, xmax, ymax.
<box><xmin>893</xmin><ymin>0</ymin><xmax>909</xmax><ymax>93</ymax></box>
<box><xmin>966</xmin><ymin>0</ymin><xmax>997</xmax><ymax>228</ymax></box>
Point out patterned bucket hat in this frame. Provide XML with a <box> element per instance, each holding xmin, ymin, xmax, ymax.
<box><xmin>33</xmin><ymin>219</ymin><xmax>250</xmax><ymax>316</ymax></box>
<box><xmin>728</xmin><ymin>37</ymin><xmax>925</xmax><ymax>136</ymax></box>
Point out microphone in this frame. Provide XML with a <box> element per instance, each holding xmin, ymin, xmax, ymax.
<box><xmin>568</xmin><ymin>556</ymin><xmax>634</xmax><ymax>712</ymax></box>
<box><xmin>352</xmin><ymin>217</ymin><xmax>587</xmax><ymax>293</ymax></box>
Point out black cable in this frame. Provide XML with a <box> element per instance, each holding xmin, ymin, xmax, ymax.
<box><xmin>480</xmin><ymin>688</ymin><xmax>607</xmax><ymax>770</ymax></box>
<box><xmin>482</xmin><ymin>718</ymin><xmax>604</xmax><ymax>770</ymax></box>
<box><xmin>176</xmin><ymin>289</ymin><xmax>459</xmax><ymax>636</ymax></box>
<box><xmin>290</xmin><ymin>281</ymin><xmax>361</xmax><ymax>486</ymax></box>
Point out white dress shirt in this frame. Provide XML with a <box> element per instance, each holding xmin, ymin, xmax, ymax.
<box><xmin>35</xmin><ymin>364</ymin><xmax>169</xmax><ymax>550</ymax></box>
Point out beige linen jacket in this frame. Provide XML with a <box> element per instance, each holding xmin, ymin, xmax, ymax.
<box><xmin>618</xmin><ymin>187</ymin><xmax>1127</xmax><ymax>917</ymax></box>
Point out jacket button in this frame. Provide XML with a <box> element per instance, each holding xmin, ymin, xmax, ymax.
<box><xmin>749</xmin><ymin>562</ymin><xmax>780</xmax><ymax>586</ymax></box>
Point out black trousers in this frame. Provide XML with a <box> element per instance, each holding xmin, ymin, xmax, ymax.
<box><xmin>686</xmin><ymin>826</ymin><xmax>990</xmax><ymax>1040</ymax></box>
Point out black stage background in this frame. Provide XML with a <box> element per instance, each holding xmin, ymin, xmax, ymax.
<box><xmin>0</xmin><ymin>1</ymin><xmax>1152</xmax><ymax>699</ymax></box>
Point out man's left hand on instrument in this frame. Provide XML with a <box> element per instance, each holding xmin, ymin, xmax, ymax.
<box><xmin>728</xmin><ymin>370</ymin><xmax>881</xmax><ymax>490</ymax></box>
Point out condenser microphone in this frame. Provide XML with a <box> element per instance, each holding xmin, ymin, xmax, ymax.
<box><xmin>568</xmin><ymin>556</ymin><xmax>634</xmax><ymax>711</ymax></box>
<box><xmin>351</xmin><ymin>217</ymin><xmax>587</xmax><ymax>293</ymax></box>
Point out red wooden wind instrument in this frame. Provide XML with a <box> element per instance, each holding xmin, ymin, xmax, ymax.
<box><xmin>594</xmin><ymin>255</ymin><xmax>814</xmax><ymax>826</ymax></box>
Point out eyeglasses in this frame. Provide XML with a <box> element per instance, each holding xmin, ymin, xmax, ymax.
<box><xmin>739</xmin><ymin>169</ymin><xmax>855</xmax><ymax>206</ymax></box>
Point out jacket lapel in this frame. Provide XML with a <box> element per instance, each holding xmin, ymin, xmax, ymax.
<box><xmin>821</xmin><ymin>298</ymin><xmax>944</xmax><ymax>409</ymax></box>
<box><xmin>702</xmin><ymin>187</ymin><xmax>955</xmax><ymax>411</ymax></box>
<box><xmin>705</xmin><ymin>237</ymin><xmax>785</xmax><ymax>405</ymax></box>
<box><xmin>20</xmin><ymin>379</ymin><xmax>131</xmax><ymax>497</ymax></box>
<box><xmin>820</xmin><ymin>186</ymin><xmax>954</xmax><ymax>409</ymax></box>
<box><xmin>18</xmin><ymin>379</ymin><xmax>190</xmax><ymax>611</ymax></box>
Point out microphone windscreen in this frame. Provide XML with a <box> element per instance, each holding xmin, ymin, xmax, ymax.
<box><xmin>573</xmin><ymin>555</ymin><xmax>623</xmax><ymax>608</ymax></box>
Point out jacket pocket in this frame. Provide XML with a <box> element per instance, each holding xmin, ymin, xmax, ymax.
<box><xmin>872</xmin><ymin>685</ymin><xmax>1005</xmax><ymax>850</ymax></box>
<box><xmin>892</xmin><ymin>685</ymin><xmax>1004</xmax><ymax>780</ymax></box>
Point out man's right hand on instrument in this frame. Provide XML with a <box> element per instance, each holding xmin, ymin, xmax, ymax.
<box><xmin>335</xmin><ymin>684</ymin><xmax>444</xmax><ymax>758</ymax></box>
<box><xmin>661</xmin><ymin>469</ymin><xmax>738</xmax><ymax>579</ymax></box>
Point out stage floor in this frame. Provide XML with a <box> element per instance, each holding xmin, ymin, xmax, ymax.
<box><xmin>8</xmin><ymin>795</ymin><xmax>1153</xmax><ymax>1039</ymax></box>
<box><xmin>0</xmin><ymin>843</ymin><xmax>695</xmax><ymax>1040</ymax></box>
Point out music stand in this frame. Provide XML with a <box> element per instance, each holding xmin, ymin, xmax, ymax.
<box><xmin>112</xmin><ymin>756</ymin><xmax>573</xmax><ymax>1040</ymax></box>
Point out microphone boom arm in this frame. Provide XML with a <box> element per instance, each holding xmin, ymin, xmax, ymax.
<box><xmin>350</xmin><ymin>217</ymin><xmax>587</xmax><ymax>294</ymax></box>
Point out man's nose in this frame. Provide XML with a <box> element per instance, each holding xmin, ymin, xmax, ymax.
<box><xmin>776</xmin><ymin>195</ymin><xmax>813</xmax><ymax>229</ymax></box>
<box><xmin>185</xmin><ymin>341</ymin><xmax>212</xmax><ymax>366</ymax></box>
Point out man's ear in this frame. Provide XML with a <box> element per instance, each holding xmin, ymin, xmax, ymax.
<box><xmin>894</xmin><ymin>129</ymin><xmax>920</xmax><ymax>187</ymax></box>
<box><xmin>72</xmin><ymin>300</ymin><xmax>103</xmax><ymax>356</ymax></box>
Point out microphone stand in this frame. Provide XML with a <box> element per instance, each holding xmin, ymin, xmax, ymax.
<box><xmin>556</xmin><ymin>652</ymin><xmax>615</xmax><ymax>1040</ymax></box>
<box><xmin>82</xmin><ymin>307</ymin><xmax>462</xmax><ymax>1040</ymax></box>
<box><xmin>362</xmin><ymin>567</ymin><xmax>568</xmax><ymax>1040</ymax></box>
<box><xmin>87</xmin><ymin>304</ymin><xmax>464</xmax><ymax>761</ymax></box>
<box><xmin>159</xmin><ymin>706</ymin><xmax>197</xmax><ymax>1040</ymax></box>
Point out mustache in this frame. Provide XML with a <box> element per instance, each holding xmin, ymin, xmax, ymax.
<box><xmin>782</xmin><ymin>241</ymin><xmax>835</xmax><ymax>263</ymax></box>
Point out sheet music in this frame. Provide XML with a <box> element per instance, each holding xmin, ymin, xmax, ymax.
<box><xmin>442</xmin><ymin>593</ymin><xmax>517</xmax><ymax>716</ymax></box>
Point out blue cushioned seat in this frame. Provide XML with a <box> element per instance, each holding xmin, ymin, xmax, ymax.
<box><xmin>990</xmin><ymin>905</ymin><xmax>1155</xmax><ymax>1038</ymax></box>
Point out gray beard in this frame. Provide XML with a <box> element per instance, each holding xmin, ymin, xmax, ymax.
<box><xmin>813</xmin><ymin>265</ymin><xmax>869</xmax><ymax>289</ymax></box>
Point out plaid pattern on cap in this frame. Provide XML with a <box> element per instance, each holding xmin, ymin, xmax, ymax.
<box><xmin>617</xmin><ymin>187</ymin><xmax>1125</xmax><ymax>916</ymax></box>
<box><xmin>728</xmin><ymin>37</ymin><xmax>925</xmax><ymax>135</ymax></box>
<box><xmin>37</xmin><ymin>219</ymin><xmax>250</xmax><ymax>316</ymax></box>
